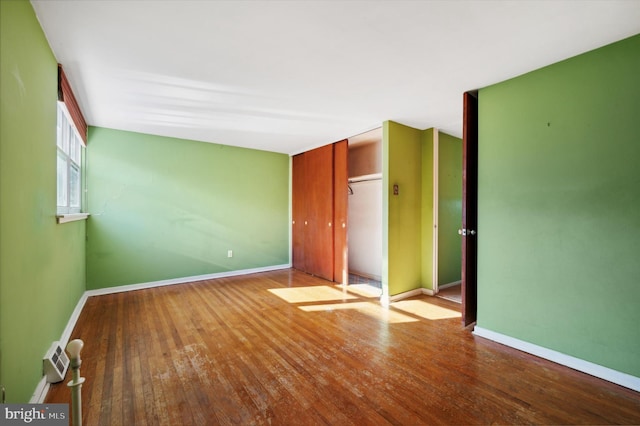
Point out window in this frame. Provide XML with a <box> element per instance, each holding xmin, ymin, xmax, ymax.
<box><xmin>56</xmin><ymin>102</ymin><xmax>84</xmax><ymax>214</ymax></box>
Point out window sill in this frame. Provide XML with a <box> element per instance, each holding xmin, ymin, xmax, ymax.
<box><xmin>56</xmin><ymin>213</ymin><xmax>90</xmax><ymax>224</ymax></box>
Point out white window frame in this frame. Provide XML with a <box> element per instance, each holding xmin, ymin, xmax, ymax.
<box><xmin>56</xmin><ymin>102</ymin><xmax>84</xmax><ymax>215</ymax></box>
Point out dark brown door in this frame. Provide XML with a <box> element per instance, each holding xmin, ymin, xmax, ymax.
<box><xmin>333</xmin><ymin>140</ymin><xmax>348</xmax><ymax>284</ymax></box>
<box><xmin>462</xmin><ymin>91</ymin><xmax>478</xmax><ymax>327</ymax></box>
<box><xmin>305</xmin><ymin>144</ymin><xmax>334</xmax><ymax>281</ymax></box>
<box><xmin>292</xmin><ymin>153</ymin><xmax>306</xmax><ymax>271</ymax></box>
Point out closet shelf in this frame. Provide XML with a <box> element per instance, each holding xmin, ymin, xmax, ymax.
<box><xmin>348</xmin><ymin>173</ymin><xmax>382</xmax><ymax>183</ymax></box>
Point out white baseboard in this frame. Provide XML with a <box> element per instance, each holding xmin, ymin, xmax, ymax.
<box><xmin>85</xmin><ymin>264</ymin><xmax>291</xmax><ymax>297</ymax></box>
<box><xmin>473</xmin><ymin>326</ymin><xmax>640</xmax><ymax>393</ymax></box>
<box><xmin>35</xmin><ymin>264</ymin><xmax>291</xmax><ymax>403</ymax></box>
<box><xmin>30</xmin><ymin>293</ymin><xmax>90</xmax><ymax>403</ymax></box>
<box><xmin>29</xmin><ymin>377</ymin><xmax>50</xmax><ymax>404</ymax></box>
<box><xmin>386</xmin><ymin>282</ymin><xmax>461</xmax><ymax>302</ymax></box>
<box><xmin>60</xmin><ymin>292</ymin><xmax>89</xmax><ymax>347</ymax></box>
<box><xmin>388</xmin><ymin>288</ymin><xmax>432</xmax><ymax>302</ymax></box>
<box><xmin>439</xmin><ymin>280</ymin><xmax>461</xmax><ymax>290</ymax></box>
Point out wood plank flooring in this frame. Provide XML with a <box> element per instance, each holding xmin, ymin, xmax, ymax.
<box><xmin>46</xmin><ymin>269</ymin><xmax>640</xmax><ymax>425</ymax></box>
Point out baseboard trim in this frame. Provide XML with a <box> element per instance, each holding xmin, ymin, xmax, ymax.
<box><xmin>473</xmin><ymin>326</ymin><xmax>640</xmax><ymax>393</ymax></box>
<box><xmin>31</xmin><ymin>292</ymin><xmax>90</xmax><ymax>403</ymax></box>
<box><xmin>35</xmin><ymin>264</ymin><xmax>291</xmax><ymax>403</ymax></box>
<box><xmin>60</xmin><ymin>292</ymin><xmax>89</xmax><ymax>347</ymax></box>
<box><xmin>391</xmin><ymin>281</ymin><xmax>460</xmax><ymax>299</ymax></box>
<box><xmin>86</xmin><ymin>264</ymin><xmax>291</xmax><ymax>297</ymax></box>
<box><xmin>29</xmin><ymin>377</ymin><xmax>50</xmax><ymax>404</ymax></box>
<box><xmin>439</xmin><ymin>280</ymin><xmax>461</xmax><ymax>290</ymax></box>
<box><xmin>388</xmin><ymin>288</ymin><xmax>432</xmax><ymax>302</ymax></box>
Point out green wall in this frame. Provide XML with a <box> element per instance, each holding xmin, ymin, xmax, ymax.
<box><xmin>383</xmin><ymin>121</ymin><xmax>423</xmax><ymax>296</ymax></box>
<box><xmin>383</xmin><ymin>122</ymin><xmax>461</xmax><ymax>296</ymax></box>
<box><xmin>477</xmin><ymin>34</ymin><xmax>640</xmax><ymax>376</ymax></box>
<box><xmin>86</xmin><ymin>127</ymin><xmax>289</xmax><ymax>289</ymax></box>
<box><xmin>0</xmin><ymin>0</ymin><xmax>86</xmax><ymax>402</ymax></box>
<box><xmin>437</xmin><ymin>132</ymin><xmax>462</xmax><ymax>286</ymax></box>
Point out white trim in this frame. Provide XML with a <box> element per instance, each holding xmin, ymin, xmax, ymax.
<box><xmin>473</xmin><ymin>326</ymin><xmax>640</xmax><ymax>393</ymax></box>
<box><xmin>387</xmin><ymin>287</ymin><xmax>437</xmax><ymax>302</ymax></box>
<box><xmin>56</xmin><ymin>213</ymin><xmax>89</xmax><ymax>224</ymax></box>
<box><xmin>29</xmin><ymin>378</ymin><xmax>50</xmax><ymax>404</ymax></box>
<box><xmin>389</xmin><ymin>288</ymin><xmax>424</xmax><ymax>302</ymax></box>
<box><xmin>60</xmin><ymin>293</ymin><xmax>89</xmax><ymax>346</ymax></box>
<box><xmin>421</xmin><ymin>288</ymin><xmax>435</xmax><ymax>296</ymax></box>
<box><xmin>30</xmin><ymin>292</ymin><xmax>89</xmax><ymax>403</ymax></box>
<box><xmin>86</xmin><ymin>264</ymin><xmax>291</xmax><ymax>297</ymax></box>
<box><xmin>432</xmin><ymin>128</ymin><xmax>439</xmax><ymax>293</ymax></box>
<box><xmin>439</xmin><ymin>280</ymin><xmax>461</xmax><ymax>290</ymax></box>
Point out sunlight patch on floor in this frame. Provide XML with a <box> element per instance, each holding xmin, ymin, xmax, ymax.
<box><xmin>299</xmin><ymin>301</ymin><xmax>418</xmax><ymax>323</ymax></box>
<box><xmin>391</xmin><ymin>299</ymin><xmax>461</xmax><ymax>320</ymax></box>
<box><xmin>339</xmin><ymin>284</ymin><xmax>381</xmax><ymax>298</ymax></box>
<box><xmin>268</xmin><ymin>286</ymin><xmax>358</xmax><ymax>304</ymax></box>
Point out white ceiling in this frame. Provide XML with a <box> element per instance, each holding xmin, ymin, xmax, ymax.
<box><xmin>31</xmin><ymin>1</ymin><xmax>640</xmax><ymax>155</ymax></box>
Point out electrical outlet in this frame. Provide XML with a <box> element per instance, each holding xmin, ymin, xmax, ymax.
<box><xmin>227</xmin><ymin>250</ymin><xmax>233</xmax><ymax>258</ymax></box>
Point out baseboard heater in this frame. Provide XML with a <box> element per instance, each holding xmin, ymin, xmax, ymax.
<box><xmin>43</xmin><ymin>341</ymin><xmax>69</xmax><ymax>383</ymax></box>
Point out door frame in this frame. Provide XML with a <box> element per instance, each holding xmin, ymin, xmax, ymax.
<box><xmin>462</xmin><ymin>91</ymin><xmax>478</xmax><ymax>327</ymax></box>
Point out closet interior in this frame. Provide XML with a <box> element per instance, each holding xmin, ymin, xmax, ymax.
<box><xmin>347</xmin><ymin>128</ymin><xmax>382</xmax><ymax>289</ymax></box>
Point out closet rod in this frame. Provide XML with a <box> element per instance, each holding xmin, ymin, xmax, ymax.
<box><xmin>348</xmin><ymin>173</ymin><xmax>382</xmax><ymax>184</ymax></box>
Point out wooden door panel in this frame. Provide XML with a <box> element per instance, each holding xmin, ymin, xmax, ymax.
<box><xmin>333</xmin><ymin>140</ymin><xmax>348</xmax><ymax>284</ymax></box>
<box><xmin>306</xmin><ymin>144</ymin><xmax>334</xmax><ymax>281</ymax></box>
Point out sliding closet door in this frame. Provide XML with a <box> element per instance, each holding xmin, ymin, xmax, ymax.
<box><xmin>333</xmin><ymin>140</ymin><xmax>348</xmax><ymax>284</ymax></box>
<box><xmin>305</xmin><ymin>144</ymin><xmax>334</xmax><ymax>281</ymax></box>
<box><xmin>292</xmin><ymin>153</ymin><xmax>306</xmax><ymax>271</ymax></box>
<box><xmin>292</xmin><ymin>141</ymin><xmax>348</xmax><ymax>283</ymax></box>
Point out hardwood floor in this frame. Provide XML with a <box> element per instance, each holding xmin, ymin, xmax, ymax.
<box><xmin>46</xmin><ymin>269</ymin><xmax>640</xmax><ymax>425</ymax></box>
<box><xmin>436</xmin><ymin>283</ymin><xmax>462</xmax><ymax>304</ymax></box>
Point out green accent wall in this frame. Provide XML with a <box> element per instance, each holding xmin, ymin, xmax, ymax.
<box><xmin>383</xmin><ymin>121</ymin><xmax>423</xmax><ymax>296</ymax></box>
<box><xmin>477</xmin><ymin>34</ymin><xmax>640</xmax><ymax>376</ymax></box>
<box><xmin>383</xmin><ymin>122</ymin><xmax>461</xmax><ymax>296</ymax></box>
<box><xmin>86</xmin><ymin>127</ymin><xmax>289</xmax><ymax>289</ymax></box>
<box><xmin>0</xmin><ymin>0</ymin><xmax>86</xmax><ymax>402</ymax></box>
<box><xmin>437</xmin><ymin>132</ymin><xmax>462</xmax><ymax>286</ymax></box>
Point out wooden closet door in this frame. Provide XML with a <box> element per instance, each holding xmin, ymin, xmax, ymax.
<box><xmin>292</xmin><ymin>153</ymin><xmax>306</xmax><ymax>271</ymax></box>
<box><xmin>305</xmin><ymin>144</ymin><xmax>334</xmax><ymax>281</ymax></box>
<box><xmin>333</xmin><ymin>140</ymin><xmax>348</xmax><ymax>284</ymax></box>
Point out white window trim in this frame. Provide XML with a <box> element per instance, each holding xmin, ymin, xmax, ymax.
<box><xmin>56</xmin><ymin>213</ymin><xmax>90</xmax><ymax>224</ymax></box>
<box><xmin>56</xmin><ymin>101</ymin><xmax>85</xmax><ymax>217</ymax></box>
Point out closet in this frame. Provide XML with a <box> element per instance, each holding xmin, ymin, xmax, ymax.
<box><xmin>292</xmin><ymin>140</ymin><xmax>348</xmax><ymax>283</ymax></box>
<box><xmin>347</xmin><ymin>129</ymin><xmax>382</xmax><ymax>284</ymax></box>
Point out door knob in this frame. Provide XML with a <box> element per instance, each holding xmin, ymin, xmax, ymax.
<box><xmin>458</xmin><ymin>228</ymin><xmax>476</xmax><ymax>236</ymax></box>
